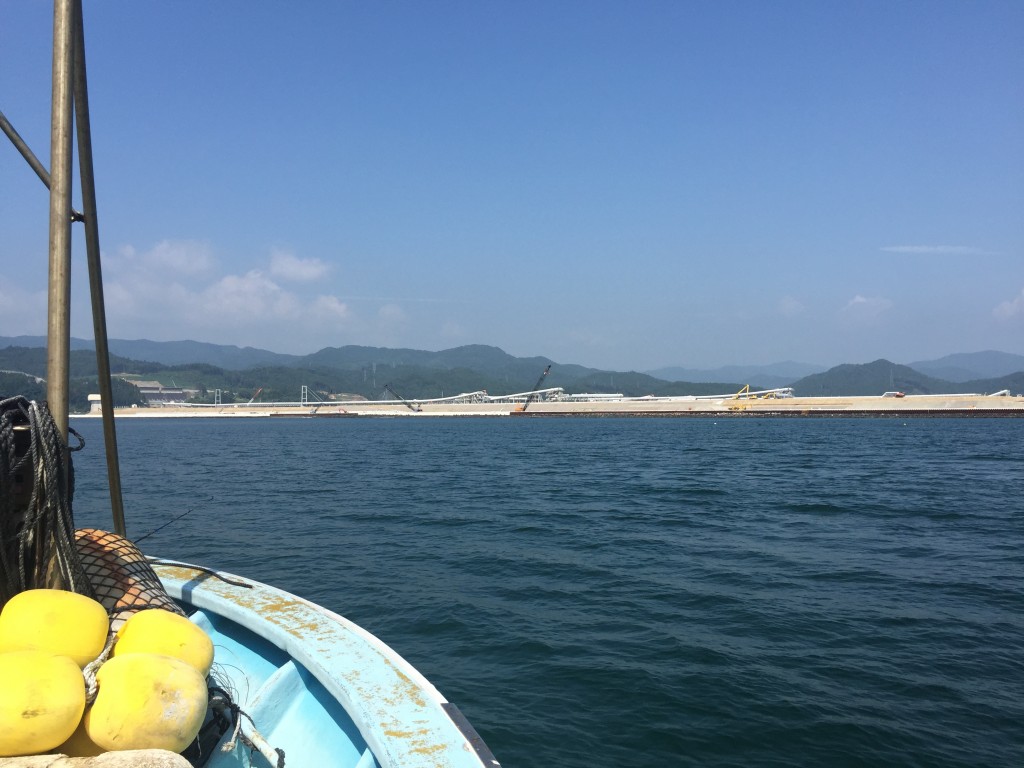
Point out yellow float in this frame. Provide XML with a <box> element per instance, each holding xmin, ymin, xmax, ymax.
<box><xmin>113</xmin><ymin>608</ymin><xmax>214</xmax><ymax>676</ymax></box>
<box><xmin>0</xmin><ymin>650</ymin><xmax>86</xmax><ymax>757</ymax></box>
<box><xmin>56</xmin><ymin>719</ymin><xmax>105</xmax><ymax>758</ymax></box>
<box><xmin>0</xmin><ymin>588</ymin><xmax>108</xmax><ymax>668</ymax></box>
<box><xmin>85</xmin><ymin>652</ymin><xmax>208</xmax><ymax>753</ymax></box>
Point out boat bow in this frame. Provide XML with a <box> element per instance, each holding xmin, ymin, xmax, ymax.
<box><xmin>154</xmin><ymin>561</ymin><xmax>498</xmax><ymax>768</ymax></box>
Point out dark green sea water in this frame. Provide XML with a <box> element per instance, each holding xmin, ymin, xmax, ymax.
<box><xmin>69</xmin><ymin>417</ymin><xmax>1023</xmax><ymax>767</ymax></box>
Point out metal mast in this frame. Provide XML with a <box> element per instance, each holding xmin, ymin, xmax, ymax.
<box><xmin>46</xmin><ymin>0</ymin><xmax>75</xmax><ymax>441</ymax></box>
<box><xmin>39</xmin><ymin>0</ymin><xmax>126</xmax><ymax>534</ymax></box>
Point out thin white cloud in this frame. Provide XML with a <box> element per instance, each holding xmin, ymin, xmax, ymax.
<box><xmin>338</xmin><ymin>294</ymin><xmax>452</xmax><ymax>304</ymax></box>
<box><xmin>111</xmin><ymin>239</ymin><xmax>215</xmax><ymax>275</ymax></box>
<box><xmin>310</xmin><ymin>295</ymin><xmax>350</xmax><ymax>320</ymax></box>
<box><xmin>269</xmin><ymin>250</ymin><xmax>329</xmax><ymax>282</ymax></box>
<box><xmin>993</xmin><ymin>288</ymin><xmax>1024</xmax><ymax>320</ymax></box>
<box><xmin>98</xmin><ymin>241</ymin><xmax>353</xmax><ymax>343</ymax></box>
<box><xmin>0</xmin><ymin>286</ymin><xmax>47</xmax><ymax>332</ymax></box>
<box><xmin>778</xmin><ymin>296</ymin><xmax>804</xmax><ymax>317</ymax></box>
<box><xmin>378</xmin><ymin>303</ymin><xmax>406</xmax><ymax>323</ymax></box>
<box><xmin>880</xmin><ymin>245</ymin><xmax>989</xmax><ymax>256</ymax></box>
<box><xmin>841</xmin><ymin>294</ymin><xmax>893</xmax><ymax>321</ymax></box>
<box><xmin>199</xmin><ymin>271</ymin><xmax>299</xmax><ymax>324</ymax></box>
<box><xmin>103</xmin><ymin>241</ymin><xmax>215</xmax><ymax>317</ymax></box>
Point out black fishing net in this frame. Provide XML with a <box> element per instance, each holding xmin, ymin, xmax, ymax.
<box><xmin>75</xmin><ymin>527</ymin><xmax>185</xmax><ymax>630</ymax></box>
<box><xmin>0</xmin><ymin>395</ymin><xmax>94</xmax><ymax>607</ymax></box>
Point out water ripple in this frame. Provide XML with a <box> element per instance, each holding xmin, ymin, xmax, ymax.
<box><xmin>69</xmin><ymin>416</ymin><xmax>1024</xmax><ymax>768</ymax></box>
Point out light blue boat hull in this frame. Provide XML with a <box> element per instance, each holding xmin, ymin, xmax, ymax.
<box><xmin>154</xmin><ymin>561</ymin><xmax>498</xmax><ymax>768</ymax></box>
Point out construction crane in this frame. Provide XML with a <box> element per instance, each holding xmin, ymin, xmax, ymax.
<box><xmin>382</xmin><ymin>383</ymin><xmax>422</xmax><ymax>412</ymax></box>
<box><xmin>246</xmin><ymin>387</ymin><xmax>264</xmax><ymax>405</ymax></box>
<box><xmin>516</xmin><ymin>365</ymin><xmax>551</xmax><ymax>412</ymax></box>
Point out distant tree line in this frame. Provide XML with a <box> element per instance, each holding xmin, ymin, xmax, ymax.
<box><xmin>1</xmin><ymin>345</ymin><xmax>753</xmax><ymax>411</ymax></box>
<box><xmin>10</xmin><ymin>344</ymin><xmax>1014</xmax><ymax>410</ymax></box>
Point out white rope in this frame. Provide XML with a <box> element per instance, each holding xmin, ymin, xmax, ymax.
<box><xmin>82</xmin><ymin>631</ymin><xmax>117</xmax><ymax>704</ymax></box>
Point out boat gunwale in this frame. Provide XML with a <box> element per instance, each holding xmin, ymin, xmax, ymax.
<box><xmin>153</xmin><ymin>560</ymin><xmax>497</xmax><ymax>768</ymax></box>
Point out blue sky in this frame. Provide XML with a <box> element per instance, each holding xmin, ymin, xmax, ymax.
<box><xmin>2</xmin><ymin>2</ymin><xmax>1021</xmax><ymax>371</ymax></box>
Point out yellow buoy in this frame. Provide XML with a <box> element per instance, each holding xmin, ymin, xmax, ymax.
<box><xmin>0</xmin><ymin>588</ymin><xmax>109</xmax><ymax>668</ymax></box>
<box><xmin>85</xmin><ymin>653</ymin><xmax>207</xmax><ymax>753</ymax></box>
<box><xmin>113</xmin><ymin>609</ymin><xmax>214</xmax><ymax>676</ymax></box>
<box><xmin>56</xmin><ymin>718</ymin><xmax>105</xmax><ymax>758</ymax></box>
<box><xmin>0</xmin><ymin>650</ymin><xmax>86</xmax><ymax>757</ymax></box>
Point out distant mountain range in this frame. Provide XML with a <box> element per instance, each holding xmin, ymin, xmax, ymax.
<box><xmin>645</xmin><ymin>361</ymin><xmax>825</xmax><ymax>389</ymax></box>
<box><xmin>905</xmin><ymin>351</ymin><xmax>1024</xmax><ymax>383</ymax></box>
<box><xmin>2</xmin><ymin>337</ymin><xmax>1022</xmax><ymax>404</ymax></box>
<box><xmin>5</xmin><ymin>336</ymin><xmax>1022</xmax><ymax>383</ymax></box>
<box><xmin>788</xmin><ymin>359</ymin><xmax>1024</xmax><ymax>398</ymax></box>
<box><xmin>0</xmin><ymin>335</ymin><xmax>300</xmax><ymax>369</ymax></box>
<box><xmin>646</xmin><ymin>351</ymin><xmax>1024</xmax><ymax>388</ymax></box>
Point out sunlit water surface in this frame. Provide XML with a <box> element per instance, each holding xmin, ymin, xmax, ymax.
<box><xmin>70</xmin><ymin>417</ymin><xmax>1023</xmax><ymax>767</ymax></box>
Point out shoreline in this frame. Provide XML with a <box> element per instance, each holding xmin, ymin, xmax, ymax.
<box><xmin>74</xmin><ymin>392</ymin><xmax>1024</xmax><ymax>419</ymax></box>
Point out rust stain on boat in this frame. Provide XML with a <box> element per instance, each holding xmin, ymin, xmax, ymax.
<box><xmin>156</xmin><ymin>562</ymin><xmax>468</xmax><ymax>768</ymax></box>
<box><xmin>158</xmin><ymin>564</ymin><xmax>321</xmax><ymax>636</ymax></box>
<box><xmin>380</xmin><ymin>724</ymin><xmax>448</xmax><ymax>766</ymax></box>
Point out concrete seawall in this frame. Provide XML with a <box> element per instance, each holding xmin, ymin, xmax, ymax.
<box><xmin>77</xmin><ymin>393</ymin><xmax>1024</xmax><ymax>418</ymax></box>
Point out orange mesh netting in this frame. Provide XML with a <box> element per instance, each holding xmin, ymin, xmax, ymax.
<box><xmin>75</xmin><ymin>527</ymin><xmax>184</xmax><ymax>631</ymax></box>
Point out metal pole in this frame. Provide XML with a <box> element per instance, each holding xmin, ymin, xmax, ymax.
<box><xmin>73</xmin><ymin>0</ymin><xmax>126</xmax><ymax>536</ymax></box>
<box><xmin>0</xmin><ymin>109</ymin><xmax>84</xmax><ymax>222</ymax></box>
<box><xmin>1</xmin><ymin>110</ymin><xmax>53</xmax><ymax>190</ymax></box>
<box><xmin>46</xmin><ymin>0</ymin><xmax>76</xmax><ymax>441</ymax></box>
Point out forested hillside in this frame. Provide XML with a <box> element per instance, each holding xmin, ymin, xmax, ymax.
<box><xmin>3</xmin><ymin>343</ymin><xmax>1020</xmax><ymax>413</ymax></box>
